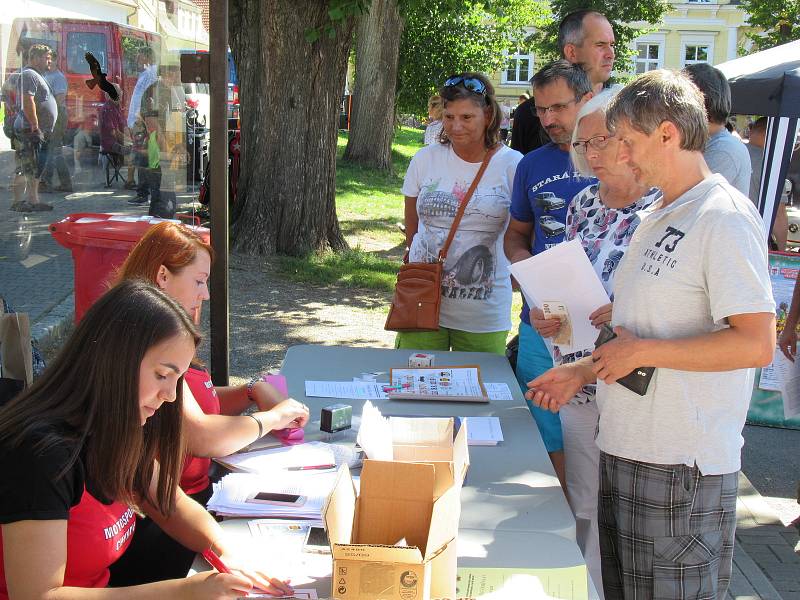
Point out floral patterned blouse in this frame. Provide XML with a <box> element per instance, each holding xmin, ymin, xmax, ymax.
<box><xmin>553</xmin><ymin>182</ymin><xmax>662</xmax><ymax>402</ymax></box>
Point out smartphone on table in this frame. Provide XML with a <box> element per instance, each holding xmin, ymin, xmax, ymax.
<box><xmin>245</xmin><ymin>491</ymin><xmax>307</xmax><ymax>506</ymax></box>
<box><xmin>303</xmin><ymin>526</ymin><xmax>331</xmax><ymax>554</ymax></box>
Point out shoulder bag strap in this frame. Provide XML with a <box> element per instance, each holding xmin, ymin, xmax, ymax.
<box><xmin>438</xmin><ymin>145</ymin><xmax>499</xmax><ymax>262</ymax></box>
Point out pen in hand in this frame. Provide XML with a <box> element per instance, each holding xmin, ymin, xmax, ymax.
<box><xmin>202</xmin><ymin>548</ymin><xmax>232</xmax><ymax>574</ymax></box>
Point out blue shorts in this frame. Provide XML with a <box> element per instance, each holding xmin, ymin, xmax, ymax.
<box><xmin>515</xmin><ymin>321</ymin><xmax>563</xmax><ymax>452</ymax></box>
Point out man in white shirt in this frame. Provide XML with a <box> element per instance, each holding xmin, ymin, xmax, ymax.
<box><xmin>526</xmin><ymin>70</ymin><xmax>775</xmax><ymax>600</ymax></box>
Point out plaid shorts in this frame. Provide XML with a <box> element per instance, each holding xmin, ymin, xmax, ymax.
<box><xmin>599</xmin><ymin>452</ymin><xmax>738</xmax><ymax>600</ymax></box>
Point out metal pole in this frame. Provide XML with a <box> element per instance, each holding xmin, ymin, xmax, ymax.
<box><xmin>209</xmin><ymin>0</ymin><xmax>230</xmax><ymax>385</ymax></box>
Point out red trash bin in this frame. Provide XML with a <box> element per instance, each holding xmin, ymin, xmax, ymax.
<box><xmin>50</xmin><ymin>213</ymin><xmax>211</xmax><ymax>323</ymax></box>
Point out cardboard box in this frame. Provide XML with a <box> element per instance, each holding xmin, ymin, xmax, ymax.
<box><xmin>324</xmin><ymin>460</ymin><xmax>462</xmax><ymax>600</ymax></box>
<box><xmin>387</xmin><ymin>416</ymin><xmax>469</xmax><ymax>499</ymax></box>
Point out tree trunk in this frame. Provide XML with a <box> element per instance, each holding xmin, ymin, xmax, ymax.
<box><xmin>229</xmin><ymin>0</ymin><xmax>353</xmax><ymax>256</ymax></box>
<box><xmin>342</xmin><ymin>0</ymin><xmax>403</xmax><ymax>172</ymax></box>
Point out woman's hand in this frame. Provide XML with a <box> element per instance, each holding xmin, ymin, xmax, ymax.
<box><xmin>778</xmin><ymin>325</ymin><xmax>797</xmax><ymax>362</ymax></box>
<box><xmin>183</xmin><ymin>571</ymin><xmax>255</xmax><ymax>599</ymax></box>
<box><xmin>589</xmin><ymin>302</ymin><xmax>613</xmax><ymax>328</ymax></box>
<box><xmin>530</xmin><ymin>306</ymin><xmax>561</xmax><ymax>339</ymax></box>
<box><xmin>265</xmin><ymin>398</ymin><xmax>310</xmax><ymax>431</ymax></box>
<box><xmin>216</xmin><ymin>552</ymin><xmax>294</xmax><ymax>597</ymax></box>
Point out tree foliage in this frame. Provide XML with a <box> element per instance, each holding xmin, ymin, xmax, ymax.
<box><xmin>397</xmin><ymin>0</ymin><xmax>548</xmax><ymax>116</ymax></box>
<box><xmin>529</xmin><ymin>0</ymin><xmax>667</xmax><ymax>79</ymax></box>
<box><xmin>740</xmin><ymin>0</ymin><xmax>800</xmax><ymax>52</ymax></box>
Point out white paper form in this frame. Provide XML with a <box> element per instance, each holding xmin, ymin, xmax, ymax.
<box><xmin>759</xmin><ymin>348</ymin><xmax>791</xmax><ymax>391</ymax></box>
<box><xmin>214</xmin><ymin>441</ymin><xmax>337</xmax><ymax>474</ymax></box>
<box><xmin>485</xmin><ymin>382</ymin><xmax>514</xmax><ymax>401</ymax></box>
<box><xmin>304</xmin><ymin>380</ymin><xmax>388</xmax><ymax>400</ymax></box>
<box><xmin>509</xmin><ymin>239</ymin><xmax>610</xmax><ymax>354</ymax></box>
<box><xmin>779</xmin><ymin>353</ymin><xmax>800</xmax><ymax>419</ymax></box>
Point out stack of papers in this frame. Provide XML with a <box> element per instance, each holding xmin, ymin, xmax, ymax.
<box><xmin>206</xmin><ymin>471</ymin><xmax>338</xmax><ymax>519</ymax></box>
<box><xmin>214</xmin><ymin>441</ymin><xmax>339</xmax><ymax>474</ymax></box>
<box><xmin>388</xmin><ymin>366</ymin><xmax>488</xmax><ymax>402</ymax></box>
<box><xmin>305</xmin><ymin>380</ymin><xmax>515</xmax><ymax>401</ymax></box>
<box><xmin>463</xmin><ymin>416</ymin><xmax>504</xmax><ymax>446</ymax></box>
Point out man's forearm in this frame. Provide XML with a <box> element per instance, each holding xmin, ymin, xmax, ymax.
<box><xmin>785</xmin><ymin>271</ymin><xmax>800</xmax><ymax>329</ymax></box>
<box><xmin>504</xmin><ymin>230</ymin><xmax>533</xmax><ymax>263</ymax></box>
<box><xmin>631</xmin><ymin>323</ymin><xmax>775</xmax><ymax>372</ymax></box>
<box><xmin>22</xmin><ymin>96</ymin><xmax>38</xmax><ymax>130</ymax></box>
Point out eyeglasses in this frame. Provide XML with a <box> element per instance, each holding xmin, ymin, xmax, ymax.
<box><xmin>572</xmin><ymin>134</ymin><xmax>615</xmax><ymax>154</ymax></box>
<box><xmin>444</xmin><ymin>76</ymin><xmax>488</xmax><ymax>97</ymax></box>
<box><xmin>534</xmin><ymin>98</ymin><xmax>582</xmax><ymax>117</ymax></box>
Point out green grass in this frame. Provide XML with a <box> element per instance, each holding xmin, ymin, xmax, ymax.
<box><xmin>275</xmin><ymin>126</ymin><xmax>424</xmax><ymax>288</ymax></box>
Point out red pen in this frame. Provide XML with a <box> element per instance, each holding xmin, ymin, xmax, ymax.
<box><xmin>202</xmin><ymin>548</ymin><xmax>232</xmax><ymax>574</ymax></box>
<box><xmin>286</xmin><ymin>464</ymin><xmax>336</xmax><ymax>471</ymax></box>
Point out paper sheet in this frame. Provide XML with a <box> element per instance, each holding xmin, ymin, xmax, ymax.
<box><xmin>485</xmin><ymin>382</ymin><xmax>514</xmax><ymax>401</ymax></box>
<box><xmin>390</xmin><ymin>367</ymin><xmax>485</xmax><ymax>400</ymax></box>
<box><xmin>509</xmin><ymin>239</ymin><xmax>610</xmax><ymax>353</ymax></box>
<box><xmin>455</xmin><ymin>566</ymin><xmax>588</xmax><ymax>600</ymax></box>
<box><xmin>304</xmin><ymin>380</ymin><xmax>387</xmax><ymax>400</ymax></box>
<box><xmin>463</xmin><ymin>416</ymin><xmax>504</xmax><ymax>445</ymax></box>
<box><xmin>356</xmin><ymin>400</ymin><xmax>393</xmax><ymax>460</ymax></box>
<box><xmin>214</xmin><ymin>441</ymin><xmax>337</xmax><ymax>474</ymax></box>
<box><xmin>759</xmin><ymin>348</ymin><xmax>790</xmax><ymax>391</ymax></box>
<box><xmin>779</xmin><ymin>353</ymin><xmax>800</xmax><ymax>419</ymax></box>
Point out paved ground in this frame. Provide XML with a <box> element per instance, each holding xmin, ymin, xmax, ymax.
<box><xmin>1</xmin><ymin>149</ymin><xmax>798</xmax><ymax>598</ymax></box>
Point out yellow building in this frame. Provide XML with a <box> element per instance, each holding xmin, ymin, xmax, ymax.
<box><xmin>491</xmin><ymin>1</ymin><xmax>753</xmax><ymax>102</ymax></box>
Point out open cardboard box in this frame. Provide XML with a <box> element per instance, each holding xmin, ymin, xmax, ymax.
<box><xmin>324</xmin><ymin>460</ymin><xmax>462</xmax><ymax>600</ymax></box>
<box><xmin>387</xmin><ymin>416</ymin><xmax>469</xmax><ymax>499</ymax></box>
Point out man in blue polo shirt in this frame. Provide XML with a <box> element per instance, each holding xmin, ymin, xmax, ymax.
<box><xmin>504</xmin><ymin>59</ymin><xmax>594</xmax><ymax>485</ymax></box>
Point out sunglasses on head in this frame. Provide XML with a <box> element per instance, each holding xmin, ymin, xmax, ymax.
<box><xmin>444</xmin><ymin>76</ymin><xmax>488</xmax><ymax>97</ymax></box>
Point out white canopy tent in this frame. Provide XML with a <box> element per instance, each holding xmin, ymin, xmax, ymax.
<box><xmin>717</xmin><ymin>40</ymin><xmax>800</xmax><ymax>238</ymax></box>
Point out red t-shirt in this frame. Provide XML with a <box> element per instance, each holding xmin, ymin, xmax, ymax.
<box><xmin>181</xmin><ymin>367</ymin><xmax>221</xmax><ymax>494</ymax></box>
<box><xmin>0</xmin><ymin>431</ymin><xmax>135</xmax><ymax>596</ymax></box>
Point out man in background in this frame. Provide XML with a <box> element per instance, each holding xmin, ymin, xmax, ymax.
<box><xmin>747</xmin><ymin>116</ymin><xmax>789</xmax><ymax>250</ymax></box>
<box><xmin>40</xmin><ymin>48</ymin><xmax>73</xmax><ymax>193</ymax></box>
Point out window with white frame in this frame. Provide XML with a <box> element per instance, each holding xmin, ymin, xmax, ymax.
<box><xmin>502</xmin><ymin>48</ymin><xmax>534</xmax><ymax>85</ymax></box>
<box><xmin>684</xmin><ymin>44</ymin><xmax>710</xmax><ymax>64</ymax></box>
<box><xmin>635</xmin><ymin>42</ymin><xmax>662</xmax><ymax>73</ymax></box>
<box><xmin>680</xmin><ymin>34</ymin><xmax>715</xmax><ymax>67</ymax></box>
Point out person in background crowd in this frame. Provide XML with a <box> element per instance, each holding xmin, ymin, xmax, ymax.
<box><xmin>0</xmin><ymin>280</ymin><xmax>294</xmax><ymax>598</ymax></box>
<box><xmin>424</xmin><ymin>94</ymin><xmax>443</xmax><ymax>145</ymax></box>
<box><xmin>72</xmin><ymin>114</ymin><xmax>95</xmax><ymax>174</ymax></box>
<box><xmin>511</xmin><ymin>10</ymin><xmax>616</xmax><ymax>156</ymax></box>
<box><xmin>684</xmin><ymin>62</ymin><xmax>752</xmax><ymax>196</ymax></box>
<box><xmin>504</xmin><ymin>60</ymin><xmax>594</xmax><ymax>488</ymax></box>
<box><xmin>398</xmin><ymin>73</ymin><xmax>522</xmax><ymax>354</ymax></box>
<box><xmin>532</xmin><ymin>87</ymin><xmax>661</xmax><ymax>597</ymax></box>
<box><xmin>99</xmin><ymin>83</ymin><xmax>127</xmax><ymax>156</ymax></box>
<box><xmin>528</xmin><ymin>69</ymin><xmax>775</xmax><ymax>600</ymax></box>
<box><xmin>128</xmin><ymin>46</ymin><xmax>158</xmax><ymax>204</ymax></box>
<box><xmin>500</xmin><ymin>100</ymin><xmax>512</xmax><ymax>142</ymax></box>
<box><xmin>40</xmin><ymin>48</ymin><xmax>73</xmax><ymax>193</ymax></box>
<box><xmin>747</xmin><ymin>116</ymin><xmax>789</xmax><ymax>250</ymax></box>
<box><xmin>13</xmin><ymin>44</ymin><xmax>56</xmax><ymax>212</ymax></box>
<box><xmin>1</xmin><ymin>72</ymin><xmax>26</xmax><ymax>208</ymax></box>
<box><xmin>109</xmin><ymin>222</ymin><xmax>309</xmax><ymax>585</ymax></box>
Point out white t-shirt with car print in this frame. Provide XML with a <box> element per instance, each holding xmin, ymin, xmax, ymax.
<box><xmin>552</xmin><ymin>183</ymin><xmax>662</xmax><ymax>402</ymax></box>
<box><xmin>401</xmin><ymin>142</ymin><xmax>523</xmax><ymax>332</ymax></box>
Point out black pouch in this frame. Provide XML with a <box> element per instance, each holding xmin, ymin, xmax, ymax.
<box><xmin>594</xmin><ymin>324</ymin><xmax>655</xmax><ymax>396</ymax></box>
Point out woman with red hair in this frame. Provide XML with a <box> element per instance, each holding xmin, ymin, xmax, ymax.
<box><xmin>108</xmin><ymin>221</ymin><xmax>309</xmax><ymax>585</ymax></box>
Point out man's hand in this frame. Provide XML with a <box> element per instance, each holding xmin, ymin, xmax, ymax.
<box><xmin>525</xmin><ymin>362</ymin><xmax>594</xmax><ymax>413</ymax></box>
<box><xmin>591</xmin><ymin>326</ymin><xmax>645</xmax><ymax>383</ymax></box>
<box><xmin>530</xmin><ymin>306</ymin><xmax>561</xmax><ymax>338</ymax></box>
<box><xmin>589</xmin><ymin>303</ymin><xmax>613</xmax><ymax>328</ymax></box>
<box><xmin>778</xmin><ymin>325</ymin><xmax>797</xmax><ymax>362</ymax></box>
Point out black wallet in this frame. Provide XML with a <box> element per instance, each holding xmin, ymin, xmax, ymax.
<box><xmin>594</xmin><ymin>325</ymin><xmax>655</xmax><ymax>396</ymax></box>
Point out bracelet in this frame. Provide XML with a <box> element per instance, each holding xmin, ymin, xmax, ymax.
<box><xmin>246</xmin><ymin>375</ymin><xmax>262</xmax><ymax>403</ymax></box>
<box><xmin>247</xmin><ymin>413</ymin><xmax>263</xmax><ymax>439</ymax></box>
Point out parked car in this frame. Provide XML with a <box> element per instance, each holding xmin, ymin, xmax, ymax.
<box><xmin>539</xmin><ymin>215</ymin><xmax>566</xmax><ymax>238</ymax></box>
<box><xmin>535</xmin><ymin>191</ymin><xmax>566</xmax><ymax>213</ymax></box>
<box><xmin>6</xmin><ymin>17</ymin><xmax>161</xmax><ymax>140</ymax></box>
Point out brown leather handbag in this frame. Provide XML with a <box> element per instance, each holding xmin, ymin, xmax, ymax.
<box><xmin>385</xmin><ymin>147</ymin><xmax>498</xmax><ymax>332</ymax></box>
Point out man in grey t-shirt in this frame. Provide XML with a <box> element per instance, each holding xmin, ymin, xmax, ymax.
<box><xmin>12</xmin><ymin>44</ymin><xmax>57</xmax><ymax>211</ymax></box>
<box><xmin>684</xmin><ymin>63</ymin><xmax>751</xmax><ymax>196</ymax></box>
<box><xmin>526</xmin><ymin>70</ymin><xmax>775</xmax><ymax>600</ymax></box>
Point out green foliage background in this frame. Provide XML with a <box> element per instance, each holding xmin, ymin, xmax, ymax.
<box><xmin>739</xmin><ymin>0</ymin><xmax>800</xmax><ymax>52</ymax></box>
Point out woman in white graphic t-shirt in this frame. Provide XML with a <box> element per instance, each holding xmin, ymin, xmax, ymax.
<box><xmin>398</xmin><ymin>72</ymin><xmax>523</xmax><ymax>354</ymax></box>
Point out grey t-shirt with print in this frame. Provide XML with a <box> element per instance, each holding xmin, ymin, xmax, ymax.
<box><xmin>704</xmin><ymin>129</ymin><xmax>751</xmax><ymax>196</ymax></box>
<box><xmin>595</xmin><ymin>174</ymin><xmax>775</xmax><ymax>475</ymax></box>
<box><xmin>14</xmin><ymin>67</ymin><xmax>57</xmax><ymax>134</ymax></box>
